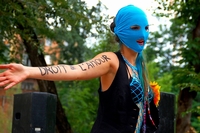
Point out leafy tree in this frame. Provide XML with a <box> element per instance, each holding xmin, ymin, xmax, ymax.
<box><xmin>0</xmin><ymin>0</ymin><xmax>108</xmax><ymax>132</ymax></box>
<box><xmin>149</xmin><ymin>0</ymin><xmax>200</xmax><ymax>132</ymax></box>
<box><xmin>58</xmin><ymin>79</ymin><xmax>99</xmax><ymax>133</ymax></box>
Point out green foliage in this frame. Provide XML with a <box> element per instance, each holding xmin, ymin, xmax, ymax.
<box><xmin>152</xmin><ymin>0</ymin><xmax>200</xmax><ymax>69</ymax></box>
<box><xmin>0</xmin><ymin>0</ymin><xmax>108</xmax><ymax>64</ymax></box>
<box><xmin>149</xmin><ymin>0</ymin><xmax>200</xmax><ymax>73</ymax></box>
<box><xmin>90</xmin><ymin>29</ymin><xmax>119</xmax><ymax>54</ymax></box>
<box><xmin>191</xmin><ymin>93</ymin><xmax>200</xmax><ymax>132</ymax></box>
<box><xmin>57</xmin><ymin>79</ymin><xmax>99</xmax><ymax>133</ymax></box>
<box><xmin>150</xmin><ymin>0</ymin><xmax>200</xmax><ymax>131</ymax></box>
<box><xmin>181</xmin><ymin>93</ymin><xmax>200</xmax><ymax>132</ymax></box>
<box><xmin>146</xmin><ymin>61</ymin><xmax>159</xmax><ymax>81</ymax></box>
<box><xmin>0</xmin><ymin>45</ymin><xmax>10</xmax><ymax>63</ymax></box>
<box><xmin>57</xmin><ymin>0</ymin><xmax>109</xmax><ymax>64</ymax></box>
<box><xmin>147</xmin><ymin>28</ymin><xmax>178</xmax><ymax>73</ymax></box>
<box><xmin>64</xmin><ymin>80</ymin><xmax>99</xmax><ymax>133</ymax></box>
<box><xmin>147</xmin><ymin>61</ymin><xmax>172</xmax><ymax>92</ymax></box>
<box><xmin>172</xmin><ymin>68</ymin><xmax>200</xmax><ymax>92</ymax></box>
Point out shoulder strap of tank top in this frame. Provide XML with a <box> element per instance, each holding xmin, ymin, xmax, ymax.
<box><xmin>114</xmin><ymin>51</ymin><xmax>131</xmax><ymax>78</ymax></box>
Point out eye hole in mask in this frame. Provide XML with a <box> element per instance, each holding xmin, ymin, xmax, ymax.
<box><xmin>145</xmin><ymin>26</ymin><xmax>149</xmax><ymax>32</ymax></box>
<box><xmin>130</xmin><ymin>25</ymin><xmax>140</xmax><ymax>30</ymax></box>
<box><xmin>130</xmin><ymin>25</ymin><xmax>150</xmax><ymax>32</ymax></box>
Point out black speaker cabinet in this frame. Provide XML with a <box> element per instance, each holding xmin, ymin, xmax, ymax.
<box><xmin>12</xmin><ymin>92</ymin><xmax>57</xmax><ymax>133</ymax></box>
<box><xmin>156</xmin><ymin>92</ymin><xmax>175</xmax><ymax>133</ymax></box>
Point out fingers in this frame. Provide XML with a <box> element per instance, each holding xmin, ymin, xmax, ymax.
<box><xmin>0</xmin><ymin>76</ymin><xmax>6</xmax><ymax>81</ymax></box>
<box><xmin>0</xmin><ymin>79</ymin><xmax>17</xmax><ymax>90</ymax></box>
<box><xmin>0</xmin><ymin>71</ymin><xmax>8</xmax><ymax>82</ymax></box>
<box><xmin>4</xmin><ymin>82</ymin><xmax>17</xmax><ymax>90</ymax></box>
<box><xmin>0</xmin><ymin>78</ymin><xmax>10</xmax><ymax>89</ymax></box>
<box><xmin>0</xmin><ymin>74</ymin><xmax>7</xmax><ymax>84</ymax></box>
<box><xmin>0</xmin><ymin>79</ymin><xmax>10</xmax><ymax>85</ymax></box>
<box><xmin>0</xmin><ymin>74</ymin><xmax>16</xmax><ymax>90</ymax></box>
<box><xmin>0</xmin><ymin>64</ymin><xmax>18</xmax><ymax>90</ymax></box>
<box><xmin>0</xmin><ymin>64</ymin><xmax>12</xmax><ymax>69</ymax></box>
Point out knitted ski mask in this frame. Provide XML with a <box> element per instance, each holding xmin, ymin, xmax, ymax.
<box><xmin>114</xmin><ymin>5</ymin><xmax>149</xmax><ymax>53</ymax></box>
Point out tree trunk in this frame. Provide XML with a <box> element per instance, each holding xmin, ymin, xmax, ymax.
<box><xmin>176</xmin><ymin>15</ymin><xmax>200</xmax><ymax>133</ymax></box>
<box><xmin>16</xmin><ymin>23</ymin><xmax>72</xmax><ymax>133</ymax></box>
<box><xmin>23</xmin><ymin>37</ymin><xmax>72</xmax><ymax>133</ymax></box>
<box><xmin>176</xmin><ymin>88</ymin><xmax>197</xmax><ymax>133</ymax></box>
<box><xmin>192</xmin><ymin>15</ymin><xmax>200</xmax><ymax>73</ymax></box>
<box><xmin>11</xmin><ymin>0</ymin><xmax>73</xmax><ymax>132</ymax></box>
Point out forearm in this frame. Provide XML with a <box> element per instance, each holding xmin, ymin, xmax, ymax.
<box><xmin>26</xmin><ymin>65</ymin><xmax>77</xmax><ymax>81</ymax></box>
<box><xmin>0</xmin><ymin>52</ymin><xmax>115</xmax><ymax>90</ymax></box>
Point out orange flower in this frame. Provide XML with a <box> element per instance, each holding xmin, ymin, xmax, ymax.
<box><xmin>150</xmin><ymin>81</ymin><xmax>161</xmax><ymax>107</ymax></box>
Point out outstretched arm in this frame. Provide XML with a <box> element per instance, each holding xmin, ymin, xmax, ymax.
<box><xmin>0</xmin><ymin>52</ymin><xmax>118</xmax><ymax>90</ymax></box>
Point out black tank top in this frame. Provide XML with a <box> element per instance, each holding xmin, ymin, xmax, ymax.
<box><xmin>91</xmin><ymin>51</ymin><xmax>139</xmax><ymax>133</ymax></box>
<box><xmin>90</xmin><ymin>51</ymin><xmax>159</xmax><ymax>133</ymax></box>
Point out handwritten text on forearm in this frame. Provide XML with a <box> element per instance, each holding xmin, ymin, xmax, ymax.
<box><xmin>38</xmin><ymin>55</ymin><xmax>110</xmax><ymax>76</ymax></box>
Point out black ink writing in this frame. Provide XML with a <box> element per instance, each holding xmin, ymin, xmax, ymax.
<box><xmin>78</xmin><ymin>64</ymin><xmax>87</xmax><ymax>71</ymax></box>
<box><xmin>86</xmin><ymin>62</ymin><xmax>95</xmax><ymax>69</ymax></box>
<box><xmin>70</xmin><ymin>65</ymin><xmax>76</xmax><ymax>70</ymax></box>
<box><xmin>39</xmin><ymin>65</ymin><xmax>67</xmax><ymax>76</ymax></box>
<box><xmin>102</xmin><ymin>55</ymin><xmax>110</xmax><ymax>61</ymax></box>
<box><xmin>59</xmin><ymin>65</ymin><xmax>67</xmax><ymax>73</ymax></box>
<box><xmin>79</xmin><ymin>55</ymin><xmax>111</xmax><ymax>71</ymax></box>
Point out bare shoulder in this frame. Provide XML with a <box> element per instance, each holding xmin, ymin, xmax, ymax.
<box><xmin>94</xmin><ymin>52</ymin><xmax>119</xmax><ymax>91</ymax></box>
<box><xmin>93</xmin><ymin>51</ymin><xmax>119</xmax><ymax>70</ymax></box>
<box><xmin>94</xmin><ymin>52</ymin><xmax>118</xmax><ymax>62</ymax></box>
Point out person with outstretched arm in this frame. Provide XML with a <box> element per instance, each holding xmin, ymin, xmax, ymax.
<box><xmin>0</xmin><ymin>5</ymin><xmax>159</xmax><ymax>133</ymax></box>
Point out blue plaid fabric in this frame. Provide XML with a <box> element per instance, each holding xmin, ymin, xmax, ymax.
<box><xmin>122</xmin><ymin>55</ymin><xmax>144</xmax><ymax>103</ymax></box>
<box><xmin>122</xmin><ymin>54</ymin><xmax>154</xmax><ymax>132</ymax></box>
<box><xmin>130</xmin><ymin>76</ymin><xmax>144</xmax><ymax>103</ymax></box>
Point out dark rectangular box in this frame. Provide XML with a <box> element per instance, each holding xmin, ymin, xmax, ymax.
<box><xmin>12</xmin><ymin>92</ymin><xmax>57</xmax><ymax>133</ymax></box>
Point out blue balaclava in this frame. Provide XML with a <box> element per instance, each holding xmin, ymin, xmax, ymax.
<box><xmin>114</xmin><ymin>5</ymin><xmax>149</xmax><ymax>53</ymax></box>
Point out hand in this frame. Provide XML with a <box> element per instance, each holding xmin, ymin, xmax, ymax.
<box><xmin>0</xmin><ymin>63</ymin><xmax>28</xmax><ymax>90</ymax></box>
